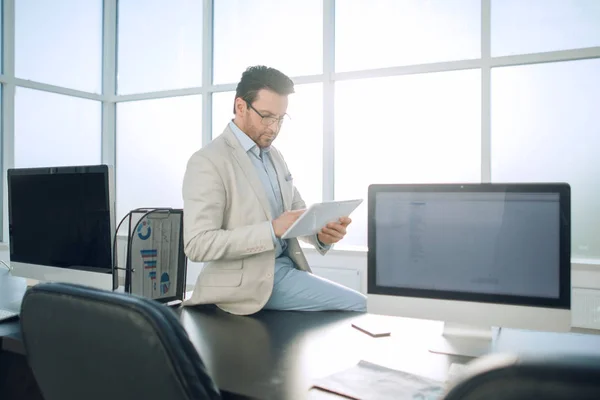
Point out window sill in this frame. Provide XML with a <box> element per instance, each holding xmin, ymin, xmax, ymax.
<box><xmin>300</xmin><ymin>241</ymin><xmax>367</xmax><ymax>256</ymax></box>
<box><xmin>4</xmin><ymin>238</ymin><xmax>597</xmax><ymax>268</ymax></box>
<box><xmin>301</xmin><ymin>242</ymin><xmax>600</xmax><ymax>267</ymax></box>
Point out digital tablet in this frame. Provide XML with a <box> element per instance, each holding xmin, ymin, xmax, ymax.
<box><xmin>281</xmin><ymin>199</ymin><xmax>363</xmax><ymax>240</ymax></box>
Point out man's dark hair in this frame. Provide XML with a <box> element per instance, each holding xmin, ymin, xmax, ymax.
<box><xmin>233</xmin><ymin>66</ymin><xmax>295</xmax><ymax>114</ymax></box>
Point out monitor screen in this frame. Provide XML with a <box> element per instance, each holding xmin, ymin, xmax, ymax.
<box><xmin>368</xmin><ymin>184</ymin><xmax>570</xmax><ymax>309</ymax></box>
<box><xmin>8</xmin><ymin>166</ymin><xmax>112</xmax><ymax>273</ymax></box>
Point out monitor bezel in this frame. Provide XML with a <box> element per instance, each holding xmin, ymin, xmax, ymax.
<box><xmin>7</xmin><ymin>164</ymin><xmax>115</xmax><ymax>275</ymax></box>
<box><xmin>367</xmin><ymin>183</ymin><xmax>571</xmax><ymax>310</ymax></box>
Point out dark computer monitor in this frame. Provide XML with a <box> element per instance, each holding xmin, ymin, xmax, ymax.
<box><xmin>7</xmin><ymin>164</ymin><xmax>115</xmax><ymax>289</ymax></box>
<box><xmin>367</xmin><ymin>183</ymin><xmax>571</xmax><ymax>357</ymax></box>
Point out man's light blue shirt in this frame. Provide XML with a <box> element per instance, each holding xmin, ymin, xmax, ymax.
<box><xmin>230</xmin><ymin>121</ymin><xmax>289</xmax><ymax>260</ymax></box>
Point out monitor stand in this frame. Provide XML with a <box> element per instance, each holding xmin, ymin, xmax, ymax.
<box><xmin>429</xmin><ymin>322</ymin><xmax>498</xmax><ymax>358</ymax></box>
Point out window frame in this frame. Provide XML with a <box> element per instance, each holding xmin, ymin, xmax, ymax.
<box><xmin>0</xmin><ymin>0</ymin><xmax>597</xmax><ymax>262</ymax></box>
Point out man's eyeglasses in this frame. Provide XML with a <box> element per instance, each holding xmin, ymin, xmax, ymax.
<box><xmin>246</xmin><ymin>102</ymin><xmax>290</xmax><ymax>126</ymax></box>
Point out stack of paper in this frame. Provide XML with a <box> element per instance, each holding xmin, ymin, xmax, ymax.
<box><xmin>311</xmin><ymin>360</ymin><xmax>444</xmax><ymax>400</ymax></box>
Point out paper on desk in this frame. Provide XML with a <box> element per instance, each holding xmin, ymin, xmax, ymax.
<box><xmin>130</xmin><ymin>212</ymin><xmax>180</xmax><ymax>300</ymax></box>
<box><xmin>447</xmin><ymin>363</ymin><xmax>467</xmax><ymax>383</ymax></box>
<box><xmin>312</xmin><ymin>360</ymin><xmax>444</xmax><ymax>400</ymax></box>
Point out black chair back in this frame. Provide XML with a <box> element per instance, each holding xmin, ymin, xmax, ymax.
<box><xmin>20</xmin><ymin>282</ymin><xmax>221</xmax><ymax>400</ymax></box>
<box><xmin>444</xmin><ymin>353</ymin><xmax>600</xmax><ymax>400</ymax></box>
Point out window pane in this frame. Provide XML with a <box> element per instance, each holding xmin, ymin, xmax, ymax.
<box><xmin>117</xmin><ymin>0</ymin><xmax>203</xmax><ymax>94</ymax></box>
<box><xmin>212</xmin><ymin>84</ymin><xmax>323</xmax><ymax>206</ymax></box>
<box><xmin>15</xmin><ymin>88</ymin><xmax>101</xmax><ymax>168</ymax></box>
<box><xmin>213</xmin><ymin>0</ymin><xmax>322</xmax><ymax>84</ymax></box>
<box><xmin>491</xmin><ymin>59</ymin><xmax>600</xmax><ymax>261</ymax></box>
<box><xmin>15</xmin><ymin>0</ymin><xmax>102</xmax><ymax>92</ymax></box>
<box><xmin>272</xmin><ymin>83</ymin><xmax>323</xmax><ymax>206</ymax></box>
<box><xmin>335</xmin><ymin>71</ymin><xmax>481</xmax><ymax>247</ymax></box>
<box><xmin>0</xmin><ymin>86</ymin><xmax>2</xmax><ymax>240</ymax></box>
<box><xmin>492</xmin><ymin>0</ymin><xmax>600</xmax><ymax>57</ymax></box>
<box><xmin>212</xmin><ymin>92</ymin><xmax>235</xmax><ymax>140</ymax></box>
<box><xmin>335</xmin><ymin>0</ymin><xmax>480</xmax><ymax>72</ymax></box>
<box><xmin>0</xmin><ymin>5</ymin><xmax>3</xmax><ymax>68</ymax></box>
<box><xmin>117</xmin><ymin>96</ymin><xmax>202</xmax><ymax>220</ymax></box>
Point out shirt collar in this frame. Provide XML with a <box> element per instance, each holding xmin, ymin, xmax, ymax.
<box><xmin>229</xmin><ymin>120</ymin><xmax>271</xmax><ymax>158</ymax></box>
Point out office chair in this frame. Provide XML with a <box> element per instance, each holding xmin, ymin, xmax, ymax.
<box><xmin>20</xmin><ymin>282</ymin><xmax>221</xmax><ymax>400</ymax></box>
<box><xmin>443</xmin><ymin>353</ymin><xmax>600</xmax><ymax>400</ymax></box>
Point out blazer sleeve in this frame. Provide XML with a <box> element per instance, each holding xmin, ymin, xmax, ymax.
<box><xmin>182</xmin><ymin>152</ymin><xmax>274</xmax><ymax>262</ymax></box>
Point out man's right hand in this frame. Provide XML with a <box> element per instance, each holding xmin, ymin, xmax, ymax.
<box><xmin>272</xmin><ymin>209</ymin><xmax>305</xmax><ymax>238</ymax></box>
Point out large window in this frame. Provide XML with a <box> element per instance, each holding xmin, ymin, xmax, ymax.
<box><xmin>116</xmin><ymin>96</ymin><xmax>203</xmax><ymax>220</ymax></box>
<box><xmin>15</xmin><ymin>0</ymin><xmax>102</xmax><ymax>93</ymax></box>
<box><xmin>335</xmin><ymin>0</ymin><xmax>480</xmax><ymax>72</ymax></box>
<box><xmin>213</xmin><ymin>0</ymin><xmax>323</xmax><ymax>84</ymax></box>
<box><xmin>117</xmin><ymin>0</ymin><xmax>203</xmax><ymax>94</ymax></box>
<box><xmin>14</xmin><ymin>88</ymin><xmax>101</xmax><ymax>168</ymax></box>
<box><xmin>212</xmin><ymin>83</ymin><xmax>323</xmax><ymax>207</ymax></box>
<box><xmin>4</xmin><ymin>1</ymin><xmax>599</xmax><ymax>262</ymax></box>
<box><xmin>335</xmin><ymin>70</ymin><xmax>482</xmax><ymax>246</ymax></box>
<box><xmin>491</xmin><ymin>59</ymin><xmax>600</xmax><ymax>260</ymax></box>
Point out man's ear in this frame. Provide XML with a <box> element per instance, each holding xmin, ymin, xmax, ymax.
<box><xmin>234</xmin><ymin>97</ymin><xmax>246</xmax><ymax>116</ymax></box>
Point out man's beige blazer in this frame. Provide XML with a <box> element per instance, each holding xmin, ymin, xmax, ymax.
<box><xmin>181</xmin><ymin>125</ymin><xmax>328</xmax><ymax>315</ymax></box>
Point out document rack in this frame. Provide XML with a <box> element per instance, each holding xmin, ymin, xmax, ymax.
<box><xmin>113</xmin><ymin>208</ymin><xmax>187</xmax><ymax>305</ymax></box>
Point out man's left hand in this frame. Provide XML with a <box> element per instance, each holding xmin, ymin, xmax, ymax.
<box><xmin>317</xmin><ymin>217</ymin><xmax>352</xmax><ymax>245</ymax></box>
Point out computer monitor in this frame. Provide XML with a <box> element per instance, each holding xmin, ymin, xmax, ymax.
<box><xmin>367</xmin><ymin>183</ymin><xmax>571</xmax><ymax>357</ymax></box>
<box><xmin>7</xmin><ymin>164</ymin><xmax>116</xmax><ymax>290</ymax></box>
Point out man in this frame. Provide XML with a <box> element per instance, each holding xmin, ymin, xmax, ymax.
<box><xmin>182</xmin><ymin>65</ymin><xmax>366</xmax><ymax>315</ymax></box>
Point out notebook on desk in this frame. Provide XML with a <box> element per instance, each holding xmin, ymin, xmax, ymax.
<box><xmin>311</xmin><ymin>360</ymin><xmax>445</xmax><ymax>400</ymax></box>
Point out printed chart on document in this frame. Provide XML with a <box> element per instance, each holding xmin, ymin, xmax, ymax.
<box><xmin>132</xmin><ymin>216</ymin><xmax>178</xmax><ymax>300</ymax></box>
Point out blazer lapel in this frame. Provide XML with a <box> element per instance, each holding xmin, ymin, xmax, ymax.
<box><xmin>223</xmin><ymin>127</ymin><xmax>272</xmax><ymax>219</ymax></box>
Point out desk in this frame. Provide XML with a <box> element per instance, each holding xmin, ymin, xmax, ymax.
<box><xmin>0</xmin><ymin>268</ymin><xmax>25</xmax><ymax>354</ymax></box>
<box><xmin>2</xmin><ymin>269</ymin><xmax>600</xmax><ymax>400</ymax></box>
